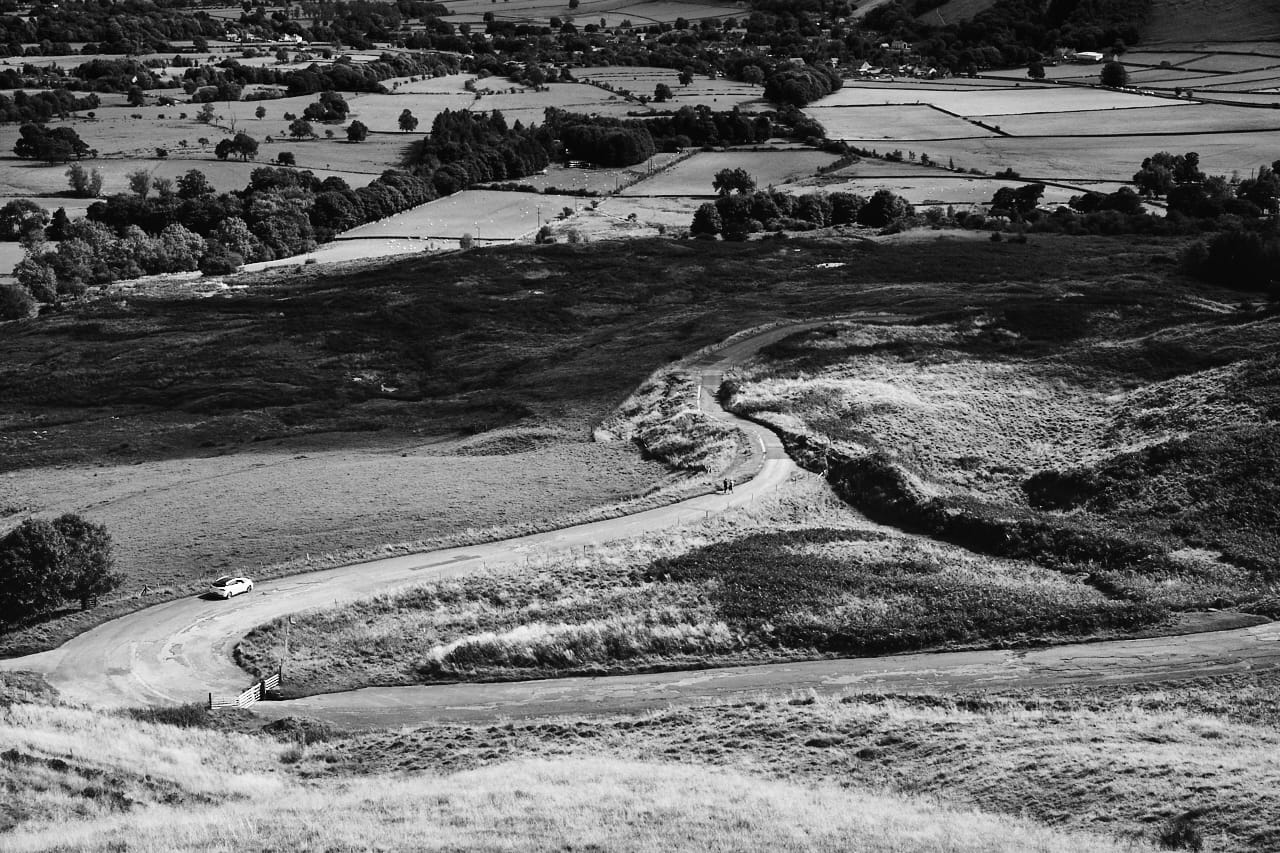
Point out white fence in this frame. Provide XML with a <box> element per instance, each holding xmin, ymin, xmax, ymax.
<box><xmin>209</xmin><ymin>670</ymin><xmax>280</xmax><ymax>710</ymax></box>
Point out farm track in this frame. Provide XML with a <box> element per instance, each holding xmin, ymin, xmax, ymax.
<box><xmin>3</xmin><ymin>319</ymin><xmax>1277</xmax><ymax>726</ymax></box>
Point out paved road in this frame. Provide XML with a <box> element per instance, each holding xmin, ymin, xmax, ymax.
<box><xmin>0</xmin><ymin>322</ymin><xmax>811</xmax><ymax>709</ymax></box>
<box><xmin>5</xmin><ymin>318</ymin><xmax>1278</xmax><ymax>727</ymax></box>
<box><xmin>257</xmin><ymin>617</ymin><xmax>1280</xmax><ymax>728</ymax></box>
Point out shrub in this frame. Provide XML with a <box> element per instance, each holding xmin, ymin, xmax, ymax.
<box><xmin>127</xmin><ymin>703</ymin><xmax>213</xmax><ymax>728</ymax></box>
<box><xmin>0</xmin><ymin>284</ymin><xmax>35</xmax><ymax>320</ymax></box>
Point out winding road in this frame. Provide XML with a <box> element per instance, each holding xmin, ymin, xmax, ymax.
<box><xmin>3</xmin><ymin>321</ymin><xmax>1279</xmax><ymax>727</ymax></box>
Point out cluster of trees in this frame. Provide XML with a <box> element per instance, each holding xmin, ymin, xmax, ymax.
<box><xmin>1135</xmin><ymin>152</ymin><xmax>1280</xmax><ymax>219</ymax></box>
<box><xmin>410</xmin><ymin>109</ymin><xmax>553</xmax><ymax>192</ymax></box>
<box><xmin>0</xmin><ymin>89</ymin><xmax>99</xmax><ymax>123</ymax></box>
<box><xmin>8</xmin><ymin>162</ymin><xmax>443</xmax><ymax>300</ymax></box>
<box><xmin>691</xmin><ymin>169</ymin><xmax>914</xmax><ymax>238</ymax></box>
<box><xmin>0</xmin><ymin>514</ymin><xmax>120</xmax><ymax>629</ymax></box>
<box><xmin>1182</xmin><ymin>230</ymin><xmax>1280</xmax><ymax>295</ymax></box>
<box><xmin>643</xmin><ymin>105</ymin><xmax>774</xmax><ymax>151</ymax></box>
<box><xmin>0</xmin><ymin>0</ymin><xmax>223</xmax><ymax>56</ymax></box>
<box><xmin>72</xmin><ymin>58</ymin><xmax>165</xmax><ymax>93</ymax></box>
<box><xmin>303</xmin><ymin>91</ymin><xmax>350</xmax><ymax>123</ymax></box>
<box><xmin>763</xmin><ymin>63</ymin><xmax>843</xmax><ymax>107</ymax></box>
<box><xmin>180</xmin><ymin>52</ymin><xmax>459</xmax><ymax>97</ymax></box>
<box><xmin>864</xmin><ymin>0</ymin><xmax>1152</xmax><ymax>73</ymax></box>
<box><xmin>13</xmin><ymin>123</ymin><xmax>90</xmax><ymax>162</ymax></box>
<box><xmin>558</xmin><ymin>119</ymin><xmax>656</xmax><ymax>167</ymax></box>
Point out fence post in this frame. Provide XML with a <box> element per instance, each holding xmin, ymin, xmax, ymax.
<box><xmin>208</xmin><ymin>692</ymin><xmax>213</xmax><ymax>710</ymax></box>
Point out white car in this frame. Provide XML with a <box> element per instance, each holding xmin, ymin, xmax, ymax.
<box><xmin>209</xmin><ymin>576</ymin><xmax>254</xmax><ymax>599</ymax></box>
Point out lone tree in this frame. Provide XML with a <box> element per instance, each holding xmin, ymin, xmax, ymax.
<box><xmin>1027</xmin><ymin>61</ymin><xmax>1045</xmax><ymax>80</ymax></box>
<box><xmin>127</xmin><ymin>168</ymin><xmax>153</xmax><ymax>198</ymax></box>
<box><xmin>1101</xmin><ymin>61</ymin><xmax>1129</xmax><ymax>88</ymax></box>
<box><xmin>214</xmin><ymin>132</ymin><xmax>258</xmax><ymax>161</ymax></box>
<box><xmin>398</xmin><ymin>108</ymin><xmax>419</xmax><ymax>132</ymax></box>
<box><xmin>255</xmin><ymin>104</ymin><xmax>267</xmax><ymax>120</ymax></box>
<box><xmin>346</xmin><ymin>119</ymin><xmax>369</xmax><ymax>142</ymax></box>
<box><xmin>713</xmin><ymin>167</ymin><xmax>756</xmax><ymax>196</ymax></box>
<box><xmin>654</xmin><ymin>83</ymin><xmax>673</xmax><ymax>102</ymax></box>
<box><xmin>288</xmin><ymin>117</ymin><xmax>315</xmax><ymax>139</ymax></box>
<box><xmin>0</xmin><ymin>514</ymin><xmax>120</xmax><ymax>628</ymax></box>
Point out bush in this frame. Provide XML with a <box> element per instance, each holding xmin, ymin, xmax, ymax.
<box><xmin>127</xmin><ymin>702</ymin><xmax>213</xmax><ymax>728</ymax></box>
<box><xmin>0</xmin><ymin>284</ymin><xmax>34</xmax><ymax>320</ymax></box>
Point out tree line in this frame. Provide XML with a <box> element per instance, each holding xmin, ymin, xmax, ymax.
<box><xmin>0</xmin><ymin>89</ymin><xmax>99</xmax><ymax>124</ymax></box>
<box><xmin>863</xmin><ymin>0</ymin><xmax>1153</xmax><ymax>73</ymax></box>
<box><xmin>690</xmin><ymin>168</ymin><xmax>915</xmax><ymax>239</ymax></box>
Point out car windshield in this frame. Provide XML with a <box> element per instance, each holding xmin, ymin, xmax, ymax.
<box><xmin>211</xmin><ymin>576</ymin><xmax>233</xmax><ymax>586</ymax></box>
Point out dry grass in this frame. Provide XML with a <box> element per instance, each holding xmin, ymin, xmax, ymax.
<box><xmin>237</xmin><ymin>471</ymin><xmax>1157</xmax><ymax>691</ymax></box>
<box><xmin>2</xmin><ymin>693</ymin><xmax>1163</xmax><ymax>853</ymax></box>
<box><xmin>236</xmin><ymin>476</ymin><xmax>864</xmax><ymax>692</ymax></box>
<box><xmin>319</xmin><ymin>672</ymin><xmax>1280</xmax><ymax>852</ymax></box>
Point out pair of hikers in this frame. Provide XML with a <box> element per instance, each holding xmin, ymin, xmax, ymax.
<box><xmin>720</xmin><ymin>477</ymin><xmax>735</xmax><ymax>493</ymax></box>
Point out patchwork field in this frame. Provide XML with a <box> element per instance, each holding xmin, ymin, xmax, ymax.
<box><xmin>575</xmin><ymin>66</ymin><xmax>767</xmax><ymax>110</ymax></box>
<box><xmin>811</xmin><ymin>84</ymin><xmax>1168</xmax><ymax>115</ymax></box>
<box><xmin>441</xmin><ymin>0</ymin><xmax>741</xmax><ymax>26</ymax></box>
<box><xmin>618</xmin><ymin>149</ymin><xmax>841</xmax><ymax>196</ymax></box>
<box><xmin>803</xmin><ymin>104</ymin><xmax>996</xmax><ymax>140</ymax></box>
<box><xmin>970</xmin><ymin>102</ymin><xmax>1280</xmax><ymax>136</ymax></box>
<box><xmin>850</xmin><ymin>131</ymin><xmax>1280</xmax><ymax>181</ymax></box>
<box><xmin>789</xmin><ymin>168</ymin><xmax>1118</xmax><ymax>208</ymax></box>
<box><xmin>339</xmin><ymin>189</ymin><xmax>586</xmax><ymax>241</ymax></box>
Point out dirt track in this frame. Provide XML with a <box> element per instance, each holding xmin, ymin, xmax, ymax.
<box><xmin>3</xmin><ymin>320</ymin><xmax>1277</xmax><ymax>726</ymax></box>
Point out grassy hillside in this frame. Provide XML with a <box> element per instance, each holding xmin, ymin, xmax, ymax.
<box><xmin>723</xmin><ymin>286</ymin><xmax>1280</xmax><ymax>617</ymax></box>
<box><xmin>915</xmin><ymin>0</ymin><xmax>1000</xmax><ymax>26</ymax></box>
<box><xmin>0</xmin><ymin>235</ymin><xmax>1186</xmax><ymax>653</ymax></box>
<box><xmin>8</xmin><ymin>668</ymin><xmax>1280</xmax><ymax>851</ymax></box>
<box><xmin>237</xmin><ymin>236</ymin><xmax>1276</xmax><ymax>691</ymax></box>
<box><xmin>0</xmin><ymin>674</ymin><xmax>1161</xmax><ymax>853</ymax></box>
<box><xmin>1141</xmin><ymin>0</ymin><xmax>1280</xmax><ymax>42</ymax></box>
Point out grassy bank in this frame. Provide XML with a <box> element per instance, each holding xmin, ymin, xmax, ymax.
<box><xmin>0</xmin><ymin>668</ymin><xmax>1163</xmax><ymax>853</ymax></box>
<box><xmin>237</xmin><ymin>476</ymin><xmax>1166</xmax><ymax>692</ymax></box>
<box><xmin>311</xmin><ymin>669</ymin><xmax>1280</xmax><ymax>853</ymax></box>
